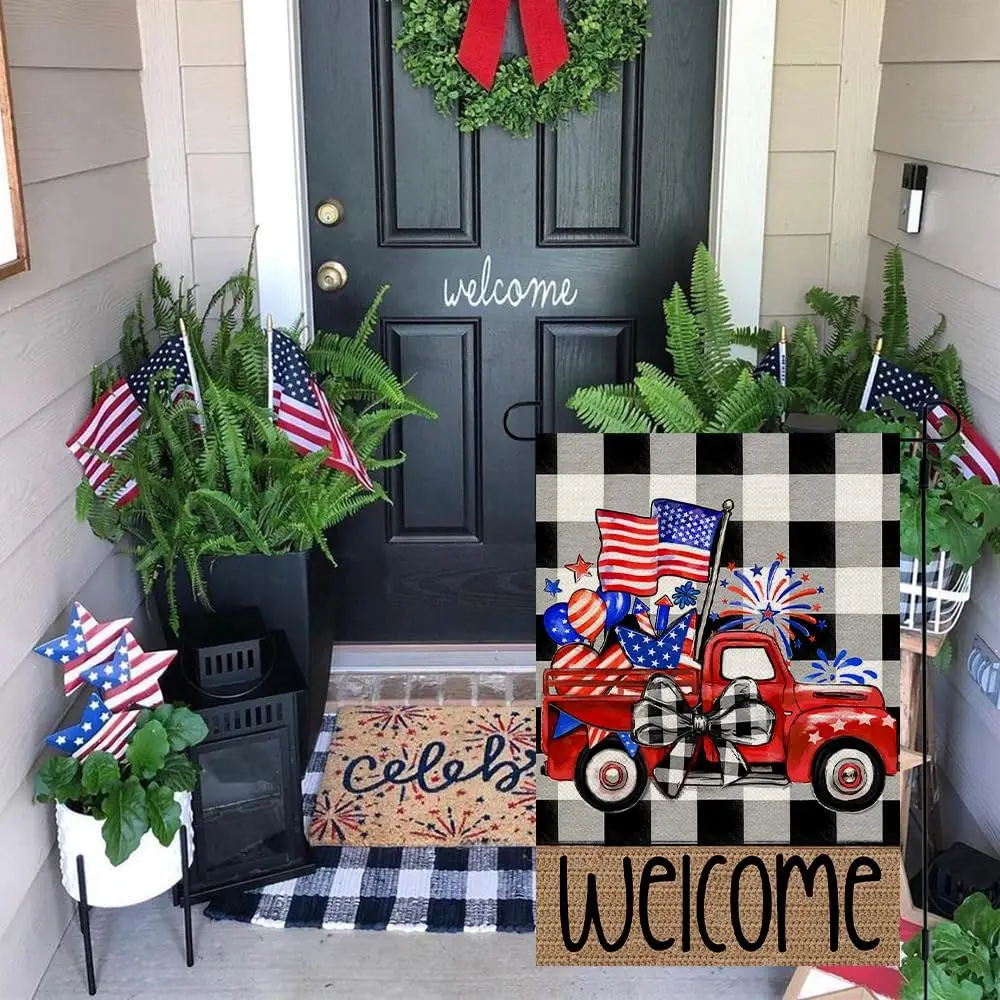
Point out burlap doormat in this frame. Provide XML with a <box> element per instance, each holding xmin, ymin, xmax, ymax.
<box><xmin>536</xmin><ymin>846</ymin><xmax>899</xmax><ymax>966</ymax></box>
<box><xmin>309</xmin><ymin>705</ymin><xmax>536</xmax><ymax>846</ymax></box>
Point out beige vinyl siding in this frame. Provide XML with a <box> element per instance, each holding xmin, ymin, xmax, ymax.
<box><xmin>0</xmin><ymin>1</ymin><xmax>156</xmax><ymax>995</ymax></box>
<box><xmin>760</xmin><ymin>0</ymin><xmax>885</xmax><ymax>332</ymax></box>
<box><xmin>178</xmin><ymin>0</ymin><xmax>255</xmax><ymax>307</ymax></box>
<box><xmin>866</xmin><ymin>0</ymin><xmax>1000</xmax><ymax>853</ymax></box>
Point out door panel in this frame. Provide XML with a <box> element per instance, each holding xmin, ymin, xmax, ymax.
<box><xmin>300</xmin><ymin>0</ymin><xmax>719</xmax><ymax>642</ymax></box>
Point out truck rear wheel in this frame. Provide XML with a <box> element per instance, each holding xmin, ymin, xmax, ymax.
<box><xmin>811</xmin><ymin>739</ymin><xmax>885</xmax><ymax>812</ymax></box>
<box><xmin>575</xmin><ymin>739</ymin><xmax>648</xmax><ymax>812</ymax></box>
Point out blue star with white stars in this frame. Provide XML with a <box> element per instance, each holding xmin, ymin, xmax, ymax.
<box><xmin>34</xmin><ymin>609</ymin><xmax>87</xmax><ymax>666</ymax></box>
<box><xmin>46</xmin><ymin>695</ymin><xmax>114</xmax><ymax>755</ymax></box>
<box><xmin>615</xmin><ymin>611</ymin><xmax>695</xmax><ymax>671</ymax></box>
<box><xmin>543</xmin><ymin>578</ymin><xmax>562</xmax><ymax>596</ymax></box>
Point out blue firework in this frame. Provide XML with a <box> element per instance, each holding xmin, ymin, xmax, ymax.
<box><xmin>804</xmin><ymin>648</ymin><xmax>878</xmax><ymax>685</ymax></box>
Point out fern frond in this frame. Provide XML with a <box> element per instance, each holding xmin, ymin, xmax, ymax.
<box><xmin>880</xmin><ymin>246</ymin><xmax>909</xmax><ymax>359</ymax></box>
<box><xmin>633</xmin><ymin>363</ymin><xmax>705</xmax><ymax>433</ymax></box>
<box><xmin>566</xmin><ymin>384</ymin><xmax>652</xmax><ymax>433</ymax></box>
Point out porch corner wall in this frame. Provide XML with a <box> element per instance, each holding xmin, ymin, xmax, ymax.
<box><xmin>761</xmin><ymin>0</ymin><xmax>886</xmax><ymax>332</ymax></box>
<box><xmin>866</xmin><ymin>0</ymin><xmax>1000</xmax><ymax>860</ymax></box>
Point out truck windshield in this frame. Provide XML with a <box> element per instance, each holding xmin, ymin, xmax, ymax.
<box><xmin>720</xmin><ymin>646</ymin><xmax>775</xmax><ymax>681</ymax></box>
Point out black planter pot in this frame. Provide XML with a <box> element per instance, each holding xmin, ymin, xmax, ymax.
<box><xmin>152</xmin><ymin>549</ymin><xmax>335</xmax><ymax>769</ymax></box>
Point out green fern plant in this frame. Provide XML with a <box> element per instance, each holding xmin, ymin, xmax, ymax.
<box><xmin>566</xmin><ymin>244</ymin><xmax>788</xmax><ymax>432</ymax></box>
<box><xmin>76</xmin><ymin>253</ymin><xmax>436</xmax><ymax>630</ymax></box>
<box><xmin>806</xmin><ymin>245</ymin><xmax>973</xmax><ymax>420</ymax></box>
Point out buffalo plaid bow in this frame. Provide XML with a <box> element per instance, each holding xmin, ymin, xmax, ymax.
<box><xmin>631</xmin><ymin>675</ymin><xmax>776</xmax><ymax>798</ymax></box>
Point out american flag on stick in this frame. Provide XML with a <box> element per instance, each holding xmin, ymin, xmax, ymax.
<box><xmin>83</xmin><ymin>630</ymin><xmax>175</xmax><ymax>711</ymax></box>
<box><xmin>267</xmin><ymin>326</ymin><xmax>373</xmax><ymax>490</ymax></box>
<box><xmin>46</xmin><ymin>694</ymin><xmax>141</xmax><ymax>762</ymax></box>
<box><xmin>34</xmin><ymin>602</ymin><xmax>134</xmax><ymax>697</ymax></box>
<box><xmin>595</xmin><ymin>499</ymin><xmax>725</xmax><ymax>595</ymax></box>
<box><xmin>926</xmin><ymin>405</ymin><xmax>1000</xmax><ymax>487</ymax></box>
<box><xmin>66</xmin><ymin>329</ymin><xmax>202</xmax><ymax>507</ymax></box>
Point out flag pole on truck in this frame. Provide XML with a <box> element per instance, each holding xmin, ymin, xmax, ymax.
<box><xmin>693</xmin><ymin>498</ymin><xmax>735</xmax><ymax>662</ymax></box>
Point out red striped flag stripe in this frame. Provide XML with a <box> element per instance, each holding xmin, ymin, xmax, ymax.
<box><xmin>103</xmin><ymin>649</ymin><xmax>174</xmax><ymax>711</ymax></box>
<box><xmin>927</xmin><ymin>405</ymin><xmax>1000</xmax><ymax>486</ymax></box>
<box><xmin>73</xmin><ymin>710</ymin><xmax>140</xmax><ymax>761</ymax></box>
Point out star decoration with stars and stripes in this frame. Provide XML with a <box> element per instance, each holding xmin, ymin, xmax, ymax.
<box><xmin>33</xmin><ymin>602</ymin><xmax>134</xmax><ymax>697</ymax></box>
<box><xmin>83</xmin><ymin>630</ymin><xmax>176</xmax><ymax>711</ymax></box>
<box><xmin>615</xmin><ymin>611</ymin><xmax>696</xmax><ymax>672</ymax></box>
<box><xmin>45</xmin><ymin>694</ymin><xmax>142</xmax><ymax>762</ymax></box>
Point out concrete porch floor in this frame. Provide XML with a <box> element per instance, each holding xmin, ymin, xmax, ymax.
<box><xmin>34</xmin><ymin>894</ymin><xmax>791</xmax><ymax>998</ymax></box>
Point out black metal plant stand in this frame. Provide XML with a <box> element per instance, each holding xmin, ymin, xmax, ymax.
<box><xmin>73</xmin><ymin>824</ymin><xmax>195</xmax><ymax>996</ymax></box>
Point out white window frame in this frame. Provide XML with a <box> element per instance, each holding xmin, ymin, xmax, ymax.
<box><xmin>241</xmin><ymin>0</ymin><xmax>776</xmax><ymax>335</ymax></box>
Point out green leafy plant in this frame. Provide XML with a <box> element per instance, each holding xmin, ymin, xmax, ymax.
<box><xmin>807</xmin><ymin>245</ymin><xmax>972</xmax><ymax>419</ymax></box>
<box><xmin>394</xmin><ymin>0</ymin><xmax>650</xmax><ymax>135</ymax></box>
<box><xmin>34</xmin><ymin>705</ymin><xmax>208</xmax><ymax>866</ymax></box>
<box><xmin>567</xmin><ymin>244</ymin><xmax>788</xmax><ymax>433</ymax></box>
<box><xmin>75</xmin><ymin>252</ymin><xmax>436</xmax><ymax>630</ymax></box>
<box><xmin>901</xmin><ymin>892</ymin><xmax>1000</xmax><ymax>999</ymax></box>
<box><xmin>854</xmin><ymin>407</ymin><xmax>1000</xmax><ymax>568</ymax></box>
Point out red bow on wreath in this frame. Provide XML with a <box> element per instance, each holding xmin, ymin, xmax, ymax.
<box><xmin>458</xmin><ymin>0</ymin><xmax>571</xmax><ymax>90</ymax></box>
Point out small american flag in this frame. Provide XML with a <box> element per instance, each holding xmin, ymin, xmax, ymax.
<box><xmin>753</xmin><ymin>342</ymin><xmax>786</xmax><ymax>385</ymax></box>
<box><xmin>34</xmin><ymin>602</ymin><xmax>134</xmax><ymax>697</ymax></box>
<box><xmin>861</xmin><ymin>356</ymin><xmax>940</xmax><ymax>416</ymax></box>
<box><xmin>83</xmin><ymin>630</ymin><xmax>175</xmax><ymax>711</ymax></box>
<box><xmin>596</xmin><ymin>500</ymin><xmax>724</xmax><ymax>595</ymax></box>
<box><xmin>46</xmin><ymin>694</ymin><xmax>141</xmax><ymax>762</ymax></box>
<box><xmin>67</xmin><ymin>334</ymin><xmax>201</xmax><ymax>506</ymax></box>
<box><xmin>268</xmin><ymin>330</ymin><xmax>373</xmax><ymax>490</ymax></box>
<box><xmin>927</xmin><ymin>405</ymin><xmax>1000</xmax><ymax>487</ymax></box>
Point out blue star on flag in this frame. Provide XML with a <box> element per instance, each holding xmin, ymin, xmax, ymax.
<box><xmin>543</xmin><ymin>578</ymin><xmax>562</xmax><ymax>596</ymax></box>
<box><xmin>616</xmin><ymin>611</ymin><xmax>696</xmax><ymax>671</ymax></box>
<box><xmin>34</xmin><ymin>602</ymin><xmax>134</xmax><ymax>698</ymax></box>
<box><xmin>46</xmin><ymin>695</ymin><xmax>141</xmax><ymax>761</ymax></box>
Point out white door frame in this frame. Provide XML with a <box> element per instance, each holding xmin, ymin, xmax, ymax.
<box><xmin>242</xmin><ymin>0</ymin><xmax>776</xmax><ymax>335</ymax></box>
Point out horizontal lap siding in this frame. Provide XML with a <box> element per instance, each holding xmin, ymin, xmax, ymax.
<box><xmin>0</xmin><ymin>1</ymin><xmax>154</xmax><ymax>995</ymax></box>
<box><xmin>866</xmin><ymin>0</ymin><xmax>1000</xmax><ymax>854</ymax></box>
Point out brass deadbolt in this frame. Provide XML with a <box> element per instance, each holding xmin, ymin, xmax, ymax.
<box><xmin>316</xmin><ymin>198</ymin><xmax>345</xmax><ymax>227</ymax></box>
<box><xmin>316</xmin><ymin>260</ymin><xmax>348</xmax><ymax>293</ymax></box>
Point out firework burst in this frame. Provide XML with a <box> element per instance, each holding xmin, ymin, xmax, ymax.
<box><xmin>355</xmin><ymin>705</ymin><xmax>433</xmax><ymax>735</ymax></box>
<box><xmin>464</xmin><ymin>710</ymin><xmax>534</xmax><ymax>759</ymax></box>
<box><xmin>715</xmin><ymin>554</ymin><xmax>823</xmax><ymax>658</ymax></box>
<box><xmin>309</xmin><ymin>790</ymin><xmax>366</xmax><ymax>843</ymax></box>
<box><xmin>805</xmin><ymin>648</ymin><xmax>878</xmax><ymax>685</ymax></box>
<box><xmin>415</xmin><ymin>805</ymin><xmax>494</xmax><ymax>843</ymax></box>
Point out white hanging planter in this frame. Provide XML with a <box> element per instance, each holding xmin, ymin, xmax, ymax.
<box><xmin>56</xmin><ymin>791</ymin><xmax>194</xmax><ymax>908</ymax></box>
<box><xmin>899</xmin><ymin>551</ymin><xmax>972</xmax><ymax>636</ymax></box>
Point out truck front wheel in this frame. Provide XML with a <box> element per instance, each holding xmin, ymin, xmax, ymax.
<box><xmin>811</xmin><ymin>739</ymin><xmax>885</xmax><ymax>812</ymax></box>
<box><xmin>575</xmin><ymin>739</ymin><xmax>648</xmax><ymax>812</ymax></box>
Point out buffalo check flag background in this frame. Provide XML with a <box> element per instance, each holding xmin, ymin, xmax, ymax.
<box><xmin>535</xmin><ymin>433</ymin><xmax>901</xmax><ymax>847</ymax></box>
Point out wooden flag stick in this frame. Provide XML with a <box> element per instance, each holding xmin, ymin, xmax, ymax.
<box><xmin>265</xmin><ymin>313</ymin><xmax>275</xmax><ymax>415</ymax></box>
<box><xmin>859</xmin><ymin>337</ymin><xmax>884</xmax><ymax>413</ymax></box>
<box><xmin>177</xmin><ymin>317</ymin><xmax>205</xmax><ymax>420</ymax></box>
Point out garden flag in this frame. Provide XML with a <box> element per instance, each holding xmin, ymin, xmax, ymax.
<box><xmin>34</xmin><ymin>602</ymin><xmax>134</xmax><ymax>697</ymax></box>
<box><xmin>267</xmin><ymin>328</ymin><xmax>373</xmax><ymax>490</ymax></box>
<box><xmin>753</xmin><ymin>328</ymin><xmax>787</xmax><ymax>386</ymax></box>
<box><xmin>536</xmin><ymin>433</ymin><xmax>900</xmax><ymax>968</ymax></box>
<box><xmin>66</xmin><ymin>331</ymin><xmax>202</xmax><ymax>506</ymax></box>
<box><xmin>46</xmin><ymin>694</ymin><xmax>141</xmax><ymax>762</ymax></box>
<box><xmin>87</xmin><ymin>630</ymin><xmax>175</xmax><ymax>711</ymax></box>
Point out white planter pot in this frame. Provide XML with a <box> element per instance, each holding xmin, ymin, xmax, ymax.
<box><xmin>900</xmin><ymin>551</ymin><xmax>972</xmax><ymax>636</ymax></box>
<box><xmin>56</xmin><ymin>791</ymin><xmax>194</xmax><ymax>908</ymax></box>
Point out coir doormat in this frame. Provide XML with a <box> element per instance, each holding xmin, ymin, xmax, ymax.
<box><xmin>535</xmin><ymin>433</ymin><xmax>900</xmax><ymax>965</ymax></box>
<box><xmin>310</xmin><ymin>705</ymin><xmax>536</xmax><ymax>846</ymax></box>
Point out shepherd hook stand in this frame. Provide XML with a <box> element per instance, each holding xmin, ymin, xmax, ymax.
<box><xmin>74</xmin><ymin>824</ymin><xmax>194</xmax><ymax>995</ymax></box>
<box><xmin>902</xmin><ymin>402</ymin><xmax>962</xmax><ymax>1000</ymax></box>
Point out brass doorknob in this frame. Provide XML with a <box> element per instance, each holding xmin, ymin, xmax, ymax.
<box><xmin>316</xmin><ymin>198</ymin><xmax>344</xmax><ymax>226</ymax></box>
<box><xmin>316</xmin><ymin>260</ymin><xmax>348</xmax><ymax>292</ymax></box>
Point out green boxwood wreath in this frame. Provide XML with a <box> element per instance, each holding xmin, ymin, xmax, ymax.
<box><xmin>393</xmin><ymin>0</ymin><xmax>651</xmax><ymax>136</ymax></box>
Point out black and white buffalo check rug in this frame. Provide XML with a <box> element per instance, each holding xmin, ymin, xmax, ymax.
<box><xmin>204</xmin><ymin>715</ymin><xmax>535</xmax><ymax>932</ymax></box>
<box><xmin>535</xmin><ymin>433</ymin><xmax>901</xmax><ymax>847</ymax></box>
